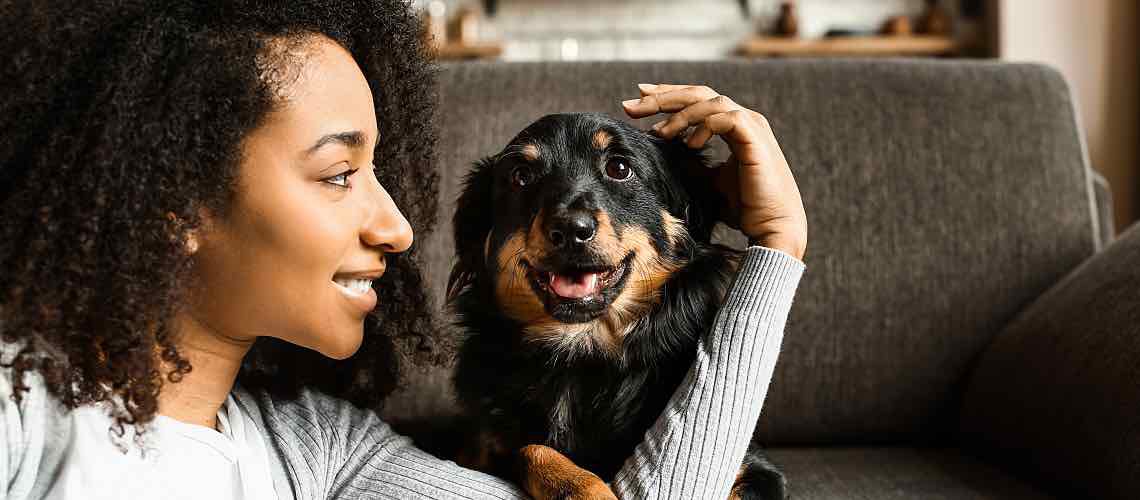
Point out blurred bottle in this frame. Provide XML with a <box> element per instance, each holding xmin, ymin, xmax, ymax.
<box><xmin>882</xmin><ymin>16</ymin><xmax>913</xmax><ymax>36</ymax></box>
<box><xmin>919</xmin><ymin>0</ymin><xmax>952</xmax><ymax>36</ymax></box>
<box><xmin>454</xmin><ymin>5</ymin><xmax>480</xmax><ymax>45</ymax></box>
<box><xmin>775</xmin><ymin>1</ymin><xmax>799</xmax><ymax>37</ymax></box>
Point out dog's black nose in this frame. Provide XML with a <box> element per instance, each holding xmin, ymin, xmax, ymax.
<box><xmin>548</xmin><ymin>211</ymin><xmax>596</xmax><ymax>249</ymax></box>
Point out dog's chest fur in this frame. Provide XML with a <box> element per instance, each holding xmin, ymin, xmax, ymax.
<box><xmin>454</xmin><ymin>245</ymin><xmax>739</xmax><ymax>480</ymax></box>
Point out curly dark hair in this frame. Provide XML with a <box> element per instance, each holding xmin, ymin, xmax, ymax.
<box><xmin>0</xmin><ymin>0</ymin><xmax>444</xmax><ymax>433</ymax></box>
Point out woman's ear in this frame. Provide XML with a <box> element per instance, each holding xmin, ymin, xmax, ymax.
<box><xmin>657</xmin><ymin>138</ymin><xmax>723</xmax><ymax>243</ymax></box>
<box><xmin>167</xmin><ymin>209</ymin><xmax>211</xmax><ymax>255</ymax></box>
<box><xmin>446</xmin><ymin>157</ymin><xmax>497</xmax><ymax>303</ymax></box>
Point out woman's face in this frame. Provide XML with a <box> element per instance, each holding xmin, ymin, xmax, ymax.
<box><xmin>188</xmin><ymin>36</ymin><xmax>412</xmax><ymax>359</ymax></box>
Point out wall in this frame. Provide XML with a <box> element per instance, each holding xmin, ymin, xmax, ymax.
<box><xmin>469</xmin><ymin>0</ymin><xmax>936</xmax><ymax>61</ymax></box>
<box><xmin>998</xmin><ymin>0</ymin><xmax>1139</xmax><ymax>232</ymax></box>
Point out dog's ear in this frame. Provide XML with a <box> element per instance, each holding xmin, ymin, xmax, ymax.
<box><xmin>657</xmin><ymin>138</ymin><xmax>724</xmax><ymax>243</ymax></box>
<box><xmin>447</xmin><ymin>156</ymin><xmax>497</xmax><ymax>303</ymax></box>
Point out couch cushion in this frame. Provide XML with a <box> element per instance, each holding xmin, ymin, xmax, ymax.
<box><xmin>959</xmin><ymin>222</ymin><xmax>1140</xmax><ymax>500</ymax></box>
<box><xmin>771</xmin><ymin>447</ymin><xmax>1055</xmax><ymax>499</ymax></box>
<box><xmin>386</xmin><ymin>60</ymin><xmax>1099</xmax><ymax>444</ymax></box>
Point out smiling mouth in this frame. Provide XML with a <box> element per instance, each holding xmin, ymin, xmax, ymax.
<box><xmin>523</xmin><ymin>252</ymin><xmax>634</xmax><ymax>322</ymax></box>
<box><xmin>332</xmin><ymin>277</ymin><xmax>374</xmax><ymax>296</ymax></box>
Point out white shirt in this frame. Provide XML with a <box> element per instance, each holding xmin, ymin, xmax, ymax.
<box><xmin>42</xmin><ymin>395</ymin><xmax>277</xmax><ymax>500</ymax></box>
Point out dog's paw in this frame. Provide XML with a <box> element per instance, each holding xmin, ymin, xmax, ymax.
<box><xmin>519</xmin><ymin>445</ymin><xmax>618</xmax><ymax>500</ymax></box>
<box><xmin>731</xmin><ymin>454</ymin><xmax>788</xmax><ymax>500</ymax></box>
<box><xmin>550</xmin><ymin>478</ymin><xmax>618</xmax><ymax>500</ymax></box>
<box><xmin>528</xmin><ymin>470</ymin><xmax>616</xmax><ymax>500</ymax></box>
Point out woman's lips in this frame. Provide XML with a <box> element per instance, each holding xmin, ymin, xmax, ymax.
<box><xmin>332</xmin><ymin>277</ymin><xmax>378</xmax><ymax>314</ymax></box>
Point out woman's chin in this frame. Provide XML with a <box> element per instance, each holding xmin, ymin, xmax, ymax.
<box><xmin>314</xmin><ymin>326</ymin><xmax>365</xmax><ymax>360</ymax></box>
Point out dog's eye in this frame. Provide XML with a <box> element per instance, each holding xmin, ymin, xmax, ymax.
<box><xmin>605</xmin><ymin>159</ymin><xmax>633</xmax><ymax>181</ymax></box>
<box><xmin>511</xmin><ymin>165</ymin><xmax>536</xmax><ymax>189</ymax></box>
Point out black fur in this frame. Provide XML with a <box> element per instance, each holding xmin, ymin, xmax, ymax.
<box><xmin>449</xmin><ymin>113</ymin><xmax>785</xmax><ymax>499</ymax></box>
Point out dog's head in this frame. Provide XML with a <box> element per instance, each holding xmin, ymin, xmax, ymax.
<box><xmin>447</xmin><ymin>113</ymin><xmax>722</xmax><ymax>355</ymax></box>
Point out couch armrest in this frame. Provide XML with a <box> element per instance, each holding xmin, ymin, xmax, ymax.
<box><xmin>1091</xmin><ymin>169</ymin><xmax>1114</xmax><ymax>247</ymax></box>
<box><xmin>959</xmin><ymin>221</ymin><xmax>1140</xmax><ymax>499</ymax></box>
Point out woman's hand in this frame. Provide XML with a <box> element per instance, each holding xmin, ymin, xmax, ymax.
<box><xmin>621</xmin><ymin>83</ymin><xmax>808</xmax><ymax>261</ymax></box>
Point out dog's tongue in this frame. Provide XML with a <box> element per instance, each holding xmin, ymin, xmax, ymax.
<box><xmin>550</xmin><ymin>272</ymin><xmax>600</xmax><ymax>299</ymax></box>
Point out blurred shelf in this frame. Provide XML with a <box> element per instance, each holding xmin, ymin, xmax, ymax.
<box><xmin>433</xmin><ymin>42</ymin><xmax>504</xmax><ymax>60</ymax></box>
<box><xmin>737</xmin><ymin>35</ymin><xmax>960</xmax><ymax>57</ymax></box>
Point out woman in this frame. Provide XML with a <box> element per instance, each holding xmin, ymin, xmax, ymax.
<box><xmin>0</xmin><ymin>1</ymin><xmax>806</xmax><ymax>499</ymax></box>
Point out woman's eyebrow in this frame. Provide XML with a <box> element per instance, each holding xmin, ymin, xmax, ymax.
<box><xmin>304</xmin><ymin>131</ymin><xmax>366</xmax><ymax>157</ymax></box>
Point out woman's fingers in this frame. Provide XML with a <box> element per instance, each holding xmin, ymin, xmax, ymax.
<box><xmin>689</xmin><ymin>110</ymin><xmax>768</xmax><ymax>165</ymax></box>
<box><xmin>685</xmin><ymin>123</ymin><xmax>716</xmax><ymax>149</ymax></box>
<box><xmin>621</xmin><ymin>85</ymin><xmax>719</xmax><ymax>119</ymax></box>
<box><xmin>655</xmin><ymin>94</ymin><xmax>740</xmax><ymax>139</ymax></box>
<box><xmin>637</xmin><ymin>83</ymin><xmax>688</xmax><ymax>96</ymax></box>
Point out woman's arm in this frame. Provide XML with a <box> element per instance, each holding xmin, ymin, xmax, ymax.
<box><xmin>614</xmin><ymin>83</ymin><xmax>807</xmax><ymax>498</ymax></box>
<box><xmin>239</xmin><ymin>384</ymin><xmax>529</xmax><ymax>500</ymax></box>
<box><xmin>612</xmin><ymin>245</ymin><xmax>803</xmax><ymax>499</ymax></box>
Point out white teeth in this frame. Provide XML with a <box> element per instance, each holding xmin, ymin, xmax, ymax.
<box><xmin>333</xmin><ymin>278</ymin><xmax>373</xmax><ymax>296</ymax></box>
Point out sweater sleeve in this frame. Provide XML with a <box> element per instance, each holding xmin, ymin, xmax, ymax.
<box><xmin>611</xmin><ymin>246</ymin><xmax>804</xmax><ymax>499</ymax></box>
<box><xmin>0</xmin><ymin>364</ymin><xmax>72</xmax><ymax>500</ymax></box>
<box><xmin>246</xmin><ymin>383</ymin><xmax>529</xmax><ymax>500</ymax></box>
<box><xmin>256</xmin><ymin>245</ymin><xmax>803</xmax><ymax>499</ymax></box>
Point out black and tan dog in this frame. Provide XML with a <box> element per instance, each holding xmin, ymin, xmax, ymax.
<box><xmin>447</xmin><ymin>112</ymin><xmax>785</xmax><ymax>499</ymax></box>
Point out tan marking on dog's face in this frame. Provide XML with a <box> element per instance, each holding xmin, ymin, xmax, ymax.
<box><xmin>596</xmin><ymin>212</ymin><xmax>683</xmax><ymax>341</ymax></box>
<box><xmin>591</xmin><ymin>211</ymin><xmax>625</xmax><ymax>263</ymax></box>
<box><xmin>592</xmin><ymin>129</ymin><xmax>612</xmax><ymax>150</ymax></box>
<box><xmin>494</xmin><ymin>231</ymin><xmax>547</xmax><ymax>325</ymax></box>
<box><xmin>521</xmin><ymin>143</ymin><xmax>540</xmax><ymax>161</ymax></box>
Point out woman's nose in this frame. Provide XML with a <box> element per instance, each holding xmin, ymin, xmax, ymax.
<box><xmin>361</xmin><ymin>182</ymin><xmax>413</xmax><ymax>253</ymax></box>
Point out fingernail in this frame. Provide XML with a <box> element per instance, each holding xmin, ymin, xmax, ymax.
<box><xmin>637</xmin><ymin>83</ymin><xmax>657</xmax><ymax>92</ymax></box>
<box><xmin>651</xmin><ymin>121</ymin><xmax>664</xmax><ymax>131</ymax></box>
<box><xmin>621</xmin><ymin>98</ymin><xmax>640</xmax><ymax>108</ymax></box>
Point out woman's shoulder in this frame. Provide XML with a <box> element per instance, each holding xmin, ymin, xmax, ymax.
<box><xmin>231</xmin><ymin>383</ymin><xmax>396</xmax><ymax>450</ymax></box>
<box><xmin>233</xmin><ymin>384</ymin><xmax>384</xmax><ymax>424</ymax></box>
<box><xmin>230</xmin><ymin>382</ymin><xmax>407</xmax><ymax>493</ymax></box>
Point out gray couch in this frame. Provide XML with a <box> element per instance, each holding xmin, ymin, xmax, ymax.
<box><xmin>382</xmin><ymin>60</ymin><xmax>1138</xmax><ymax>499</ymax></box>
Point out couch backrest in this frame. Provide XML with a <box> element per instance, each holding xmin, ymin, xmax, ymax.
<box><xmin>383</xmin><ymin>60</ymin><xmax>1099</xmax><ymax>445</ymax></box>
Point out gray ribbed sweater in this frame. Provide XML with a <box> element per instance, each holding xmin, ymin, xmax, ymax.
<box><xmin>3</xmin><ymin>246</ymin><xmax>804</xmax><ymax>499</ymax></box>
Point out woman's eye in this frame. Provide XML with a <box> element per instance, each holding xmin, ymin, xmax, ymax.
<box><xmin>605</xmin><ymin>159</ymin><xmax>633</xmax><ymax>181</ymax></box>
<box><xmin>323</xmin><ymin>168</ymin><xmax>358</xmax><ymax>188</ymax></box>
<box><xmin>511</xmin><ymin>166</ymin><xmax>535</xmax><ymax>189</ymax></box>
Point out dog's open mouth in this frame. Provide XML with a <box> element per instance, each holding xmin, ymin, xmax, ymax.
<box><xmin>535</xmin><ymin>263</ymin><xmax>625</xmax><ymax>299</ymax></box>
<box><xmin>523</xmin><ymin>252</ymin><xmax>635</xmax><ymax>322</ymax></box>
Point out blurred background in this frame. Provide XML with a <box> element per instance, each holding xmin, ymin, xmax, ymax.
<box><xmin>413</xmin><ymin>0</ymin><xmax>1138</xmax><ymax>233</ymax></box>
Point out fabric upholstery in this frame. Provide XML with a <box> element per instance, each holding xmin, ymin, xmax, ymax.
<box><xmin>959</xmin><ymin>221</ymin><xmax>1140</xmax><ymax>500</ymax></box>
<box><xmin>1091</xmin><ymin>170</ymin><xmax>1114</xmax><ymax>245</ymax></box>
<box><xmin>768</xmin><ymin>447</ymin><xmax>1055</xmax><ymax>499</ymax></box>
<box><xmin>382</xmin><ymin>60</ymin><xmax>1100</xmax><ymax>445</ymax></box>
